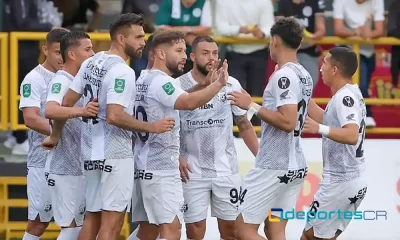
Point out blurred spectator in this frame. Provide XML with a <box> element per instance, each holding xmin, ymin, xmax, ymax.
<box><xmin>3</xmin><ymin>0</ymin><xmax>54</xmax><ymax>155</ymax></box>
<box><xmin>333</xmin><ymin>0</ymin><xmax>385</xmax><ymax>127</ymax></box>
<box><xmin>122</xmin><ymin>0</ymin><xmax>163</xmax><ymax>78</ymax></box>
<box><xmin>155</xmin><ymin>0</ymin><xmax>212</xmax><ymax>76</ymax></box>
<box><xmin>52</xmin><ymin>0</ymin><xmax>103</xmax><ymax>32</ymax></box>
<box><xmin>387</xmin><ymin>0</ymin><xmax>400</xmax><ymax>86</ymax></box>
<box><xmin>275</xmin><ymin>0</ymin><xmax>326</xmax><ymax>90</ymax></box>
<box><xmin>215</xmin><ymin>0</ymin><xmax>274</xmax><ymax>103</ymax></box>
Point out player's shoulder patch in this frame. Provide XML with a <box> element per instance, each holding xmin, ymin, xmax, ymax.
<box><xmin>337</xmin><ymin>87</ymin><xmax>357</xmax><ymax>108</ymax></box>
<box><xmin>274</xmin><ymin>66</ymin><xmax>296</xmax><ymax>90</ymax></box>
<box><xmin>277</xmin><ymin>76</ymin><xmax>290</xmax><ymax>89</ymax></box>
<box><xmin>162</xmin><ymin>81</ymin><xmax>175</xmax><ymax>95</ymax></box>
<box><xmin>342</xmin><ymin>95</ymin><xmax>355</xmax><ymax>107</ymax></box>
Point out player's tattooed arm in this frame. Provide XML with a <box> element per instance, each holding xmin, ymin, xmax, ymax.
<box><xmin>234</xmin><ymin>115</ymin><xmax>259</xmax><ymax>156</ymax></box>
<box><xmin>308</xmin><ymin>99</ymin><xmax>324</xmax><ymax>124</ymax></box>
<box><xmin>22</xmin><ymin>107</ymin><xmax>51</xmax><ymax>136</ymax></box>
<box><xmin>45</xmin><ymin>101</ymin><xmax>99</xmax><ymax>120</ymax></box>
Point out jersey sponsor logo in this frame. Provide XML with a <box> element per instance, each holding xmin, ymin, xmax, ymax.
<box><xmin>162</xmin><ymin>82</ymin><xmax>175</xmax><ymax>95</ymax></box>
<box><xmin>278</xmin><ymin>77</ymin><xmax>290</xmax><ymax>89</ymax></box>
<box><xmin>280</xmin><ymin>90</ymin><xmax>290</xmax><ymax>100</ymax></box>
<box><xmin>277</xmin><ymin>167</ymin><xmax>308</xmax><ymax>184</ymax></box>
<box><xmin>186</xmin><ymin>118</ymin><xmax>226</xmax><ymax>128</ymax></box>
<box><xmin>198</xmin><ymin>103</ymin><xmax>213</xmax><ymax>110</ymax></box>
<box><xmin>342</xmin><ymin>96</ymin><xmax>355</xmax><ymax>107</ymax></box>
<box><xmin>51</xmin><ymin>83</ymin><xmax>61</xmax><ymax>94</ymax></box>
<box><xmin>22</xmin><ymin>84</ymin><xmax>31</xmax><ymax>97</ymax></box>
<box><xmin>114</xmin><ymin>79</ymin><xmax>126</xmax><ymax>93</ymax></box>
<box><xmin>84</xmin><ymin>160</ymin><xmax>113</xmax><ymax>172</ymax></box>
<box><xmin>349</xmin><ymin>187</ymin><xmax>367</xmax><ymax>204</ymax></box>
<box><xmin>134</xmin><ymin>169</ymin><xmax>153</xmax><ymax>180</ymax></box>
<box><xmin>346</xmin><ymin>113</ymin><xmax>355</xmax><ymax>121</ymax></box>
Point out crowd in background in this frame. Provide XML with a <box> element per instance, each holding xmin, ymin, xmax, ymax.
<box><xmin>2</xmin><ymin>0</ymin><xmax>400</xmax><ymax>156</ymax></box>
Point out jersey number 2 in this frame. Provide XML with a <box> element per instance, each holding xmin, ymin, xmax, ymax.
<box><xmin>134</xmin><ymin>106</ymin><xmax>149</xmax><ymax>142</ymax></box>
<box><xmin>356</xmin><ymin>119</ymin><xmax>366</xmax><ymax>158</ymax></box>
<box><xmin>294</xmin><ymin>99</ymin><xmax>307</xmax><ymax>137</ymax></box>
<box><xmin>82</xmin><ymin>84</ymin><xmax>99</xmax><ymax>124</ymax></box>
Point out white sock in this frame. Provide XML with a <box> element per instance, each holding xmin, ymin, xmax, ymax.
<box><xmin>57</xmin><ymin>227</ymin><xmax>82</xmax><ymax>240</ymax></box>
<box><xmin>22</xmin><ymin>232</ymin><xmax>40</xmax><ymax>240</ymax></box>
<box><xmin>127</xmin><ymin>225</ymin><xmax>140</xmax><ymax>240</ymax></box>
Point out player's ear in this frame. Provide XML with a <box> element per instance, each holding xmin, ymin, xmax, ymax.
<box><xmin>117</xmin><ymin>33</ymin><xmax>125</xmax><ymax>46</ymax></box>
<box><xmin>68</xmin><ymin>50</ymin><xmax>76</xmax><ymax>61</ymax></box>
<box><xmin>190</xmin><ymin>52</ymin><xmax>195</xmax><ymax>62</ymax></box>
<box><xmin>42</xmin><ymin>45</ymin><xmax>48</xmax><ymax>57</ymax></box>
<box><xmin>156</xmin><ymin>48</ymin><xmax>166</xmax><ymax>60</ymax></box>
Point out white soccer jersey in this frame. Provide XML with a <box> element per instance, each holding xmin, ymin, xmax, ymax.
<box><xmin>256</xmin><ymin>62</ymin><xmax>313</xmax><ymax>170</ymax></box>
<box><xmin>69</xmin><ymin>51</ymin><xmax>136</xmax><ymax>161</ymax></box>
<box><xmin>46</xmin><ymin>70</ymin><xmax>83</xmax><ymax>176</ymax></box>
<box><xmin>19</xmin><ymin>65</ymin><xmax>55</xmax><ymax>168</ymax></box>
<box><xmin>134</xmin><ymin>69</ymin><xmax>186</xmax><ymax>171</ymax></box>
<box><xmin>178</xmin><ymin>72</ymin><xmax>246</xmax><ymax>178</ymax></box>
<box><xmin>322</xmin><ymin>84</ymin><xmax>366</xmax><ymax>184</ymax></box>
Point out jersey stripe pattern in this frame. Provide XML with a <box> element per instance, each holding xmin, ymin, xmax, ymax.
<box><xmin>20</xmin><ymin>65</ymin><xmax>54</xmax><ymax>168</ymax></box>
<box><xmin>256</xmin><ymin>63</ymin><xmax>313</xmax><ymax>170</ymax></box>
<box><xmin>322</xmin><ymin>84</ymin><xmax>366</xmax><ymax>183</ymax></box>
<box><xmin>47</xmin><ymin>71</ymin><xmax>83</xmax><ymax>176</ymax></box>
<box><xmin>178</xmin><ymin>72</ymin><xmax>241</xmax><ymax>178</ymax></box>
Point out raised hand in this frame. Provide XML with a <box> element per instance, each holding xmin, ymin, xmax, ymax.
<box><xmin>216</xmin><ymin>59</ymin><xmax>229</xmax><ymax>86</ymax></box>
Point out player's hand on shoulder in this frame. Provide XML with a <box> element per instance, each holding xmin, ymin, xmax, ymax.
<box><xmin>179</xmin><ymin>157</ymin><xmax>192</xmax><ymax>183</ymax></box>
<box><xmin>303</xmin><ymin>115</ymin><xmax>319</xmax><ymax>134</ymax></box>
<box><xmin>151</xmin><ymin>117</ymin><xmax>175</xmax><ymax>133</ymax></box>
<box><xmin>228</xmin><ymin>88</ymin><xmax>253</xmax><ymax>110</ymax></box>
<box><xmin>82</xmin><ymin>98</ymin><xmax>99</xmax><ymax>118</ymax></box>
<box><xmin>41</xmin><ymin>135</ymin><xmax>60</xmax><ymax>150</ymax></box>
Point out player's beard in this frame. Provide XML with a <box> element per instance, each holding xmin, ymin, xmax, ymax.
<box><xmin>196</xmin><ymin>62</ymin><xmax>209</xmax><ymax>76</ymax></box>
<box><xmin>166</xmin><ymin>59</ymin><xmax>183</xmax><ymax>76</ymax></box>
<box><xmin>124</xmin><ymin>43</ymin><xmax>143</xmax><ymax>59</ymax></box>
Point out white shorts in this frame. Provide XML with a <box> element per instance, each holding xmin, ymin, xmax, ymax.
<box><xmin>84</xmin><ymin>158</ymin><xmax>134</xmax><ymax>212</ymax></box>
<box><xmin>27</xmin><ymin>167</ymin><xmax>53</xmax><ymax>222</ymax></box>
<box><xmin>48</xmin><ymin>174</ymin><xmax>86</xmax><ymax>227</ymax></box>
<box><xmin>239</xmin><ymin>167</ymin><xmax>307</xmax><ymax>224</ymax></box>
<box><xmin>182</xmin><ymin>174</ymin><xmax>243</xmax><ymax>223</ymax></box>
<box><xmin>304</xmin><ymin>175</ymin><xmax>367</xmax><ymax>239</ymax></box>
<box><xmin>131</xmin><ymin>169</ymin><xmax>184</xmax><ymax>225</ymax></box>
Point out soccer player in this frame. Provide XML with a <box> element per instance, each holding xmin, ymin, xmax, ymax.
<box><xmin>19</xmin><ymin>28</ymin><xmax>68</xmax><ymax>240</ymax></box>
<box><xmin>228</xmin><ymin>17</ymin><xmax>313</xmax><ymax>240</ymax></box>
<box><xmin>132</xmin><ymin>30</ymin><xmax>229</xmax><ymax>240</ymax></box>
<box><xmin>177</xmin><ymin>35</ymin><xmax>259</xmax><ymax>240</ymax></box>
<box><xmin>301</xmin><ymin>47</ymin><xmax>367</xmax><ymax>240</ymax></box>
<box><xmin>42</xmin><ymin>14</ymin><xmax>175</xmax><ymax>240</ymax></box>
<box><xmin>44</xmin><ymin>31</ymin><xmax>97</xmax><ymax>240</ymax></box>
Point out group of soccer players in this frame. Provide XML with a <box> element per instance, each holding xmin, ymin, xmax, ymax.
<box><xmin>18</xmin><ymin>12</ymin><xmax>367</xmax><ymax>240</ymax></box>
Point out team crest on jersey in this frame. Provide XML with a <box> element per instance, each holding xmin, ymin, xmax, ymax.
<box><xmin>79</xmin><ymin>204</ymin><xmax>86</xmax><ymax>215</ymax></box>
<box><xmin>278</xmin><ymin>77</ymin><xmax>290</xmax><ymax>89</ymax></box>
<box><xmin>217</xmin><ymin>91</ymin><xmax>227</xmax><ymax>102</ymax></box>
<box><xmin>43</xmin><ymin>202</ymin><xmax>52</xmax><ymax>212</ymax></box>
<box><xmin>180</xmin><ymin>202</ymin><xmax>188</xmax><ymax>212</ymax></box>
<box><xmin>342</xmin><ymin>96</ymin><xmax>355</xmax><ymax>107</ymax></box>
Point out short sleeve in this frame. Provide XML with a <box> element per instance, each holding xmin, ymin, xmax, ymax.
<box><xmin>333</xmin><ymin>0</ymin><xmax>344</xmax><ymax>19</ymax></box>
<box><xmin>154</xmin><ymin>0</ymin><xmax>172</xmax><ymax>26</ymax></box>
<box><xmin>372</xmin><ymin>0</ymin><xmax>385</xmax><ymax>21</ymax></box>
<box><xmin>106</xmin><ymin>64</ymin><xmax>136</xmax><ymax>108</ymax></box>
<box><xmin>69</xmin><ymin>66</ymin><xmax>85</xmax><ymax>95</ymax></box>
<box><xmin>228</xmin><ymin>77</ymin><xmax>247</xmax><ymax>116</ymax></box>
<box><xmin>200</xmin><ymin>0</ymin><xmax>212</xmax><ymax>27</ymax></box>
<box><xmin>273</xmin><ymin>69</ymin><xmax>299</xmax><ymax>107</ymax></box>
<box><xmin>46</xmin><ymin>77</ymin><xmax>70</xmax><ymax>105</ymax></box>
<box><xmin>19</xmin><ymin>74</ymin><xmax>43</xmax><ymax>110</ymax></box>
<box><xmin>335</xmin><ymin>93</ymin><xmax>360</xmax><ymax>128</ymax></box>
<box><xmin>155</xmin><ymin>76</ymin><xmax>186</xmax><ymax>109</ymax></box>
<box><xmin>315</xmin><ymin>0</ymin><xmax>325</xmax><ymax>14</ymax></box>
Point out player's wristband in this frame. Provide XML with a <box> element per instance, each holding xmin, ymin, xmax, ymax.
<box><xmin>318</xmin><ymin>124</ymin><xmax>330</xmax><ymax>137</ymax></box>
<box><xmin>248</xmin><ymin>102</ymin><xmax>262</xmax><ymax>115</ymax></box>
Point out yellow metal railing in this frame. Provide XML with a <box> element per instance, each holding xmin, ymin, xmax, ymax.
<box><xmin>5</xmin><ymin>32</ymin><xmax>400</xmax><ymax>134</ymax></box>
<box><xmin>0</xmin><ymin>33</ymin><xmax>8</xmax><ymax>131</ymax></box>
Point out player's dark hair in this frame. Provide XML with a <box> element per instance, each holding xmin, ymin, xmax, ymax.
<box><xmin>146</xmin><ymin>33</ymin><xmax>156</xmax><ymax>50</ymax></box>
<box><xmin>46</xmin><ymin>28</ymin><xmax>69</xmax><ymax>45</ymax></box>
<box><xmin>151</xmin><ymin>30</ymin><xmax>185</xmax><ymax>49</ymax></box>
<box><xmin>328</xmin><ymin>47</ymin><xmax>358</xmax><ymax>79</ymax></box>
<box><xmin>192</xmin><ymin>36</ymin><xmax>216</xmax><ymax>52</ymax></box>
<box><xmin>60</xmin><ymin>31</ymin><xmax>91</xmax><ymax>62</ymax></box>
<box><xmin>109</xmin><ymin>13</ymin><xmax>144</xmax><ymax>40</ymax></box>
<box><xmin>270</xmin><ymin>17</ymin><xmax>303</xmax><ymax>49</ymax></box>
